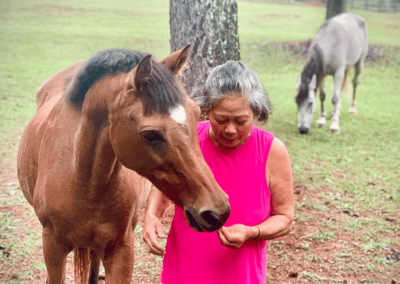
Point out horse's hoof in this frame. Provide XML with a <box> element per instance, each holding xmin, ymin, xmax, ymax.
<box><xmin>348</xmin><ymin>108</ymin><xmax>357</xmax><ymax>115</ymax></box>
<box><xmin>317</xmin><ymin>117</ymin><xmax>326</xmax><ymax>127</ymax></box>
<box><xmin>330</xmin><ymin>128</ymin><xmax>340</xmax><ymax>134</ymax></box>
<box><xmin>329</xmin><ymin>121</ymin><xmax>340</xmax><ymax>133</ymax></box>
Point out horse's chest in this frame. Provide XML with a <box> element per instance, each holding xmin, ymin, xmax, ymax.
<box><xmin>42</xmin><ymin>198</ymin><xmax>135</xmax><ymax>248</ymax></box>
<box><xmin>64</xmin><ymin>221</ymin><xmax>120</xmax><ymax>248</ymax></box>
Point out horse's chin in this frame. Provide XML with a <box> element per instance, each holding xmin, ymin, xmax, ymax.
<box><xmin>189</xmin><ymin>220</ymin><xmax>205</xmax><ymax>232</ymax></box>
<box><xmin>184</xmin><ymin>208</ymin><xmax>205</xmax><ymax>232</ymax></box>
<box><xmin>184</xmin><ymin>207</ymin><xmax>225</xmax><ymax>233</ymax></box>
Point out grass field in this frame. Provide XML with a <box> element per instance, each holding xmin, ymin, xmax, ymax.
<box><xmin>0</xmin><ymin>0</ymin><xmax>399</xmax><ymax>283</ymax></box>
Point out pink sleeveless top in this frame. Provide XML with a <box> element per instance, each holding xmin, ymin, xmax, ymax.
<box><xmin>161</xmin><ymin>121</ymin><xmax>275</xmax><ymax>284</ymax></box>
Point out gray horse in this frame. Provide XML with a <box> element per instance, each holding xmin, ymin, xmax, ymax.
<box><xmin>296</xmin><ymin>13</ymin><xmax>368</xmax><ymax>134</ymax></box>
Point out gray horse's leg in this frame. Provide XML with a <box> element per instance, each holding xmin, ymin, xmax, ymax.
<box><xmin>330</xmin><ymin>68</ymin><xmax>345</xmax><ymax>133</ymax></box>
<box><xmin>317</xmin><ymin>79</ymin><xmax>327</xmax><ymax>127</ymax></box>
<box><xmin>349</xmin><ymin>59</ymin><xmax>363</xmax><ymax>115</ymax></box>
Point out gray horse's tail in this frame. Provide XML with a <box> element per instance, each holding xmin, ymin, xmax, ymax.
<box><xmin>342</xmin><ymin>68</ymin><xmax>350</xmax><ymax>96</ymax></box>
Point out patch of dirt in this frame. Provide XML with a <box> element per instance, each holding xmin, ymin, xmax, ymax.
<box><xmin>1</xmin><ymin>163</ymin><xmax>399</xmax><ymax>283</ymax></box>
<box><xmin>19</xmin><ymin>4</ymin><xmax>146</xmax><ymax>17</ymax></box>
<box><xmin>257</xmin><ymin>13</ymin><xmax>302</xmax><ymax>19</ymax></box>
<box><xmin>385</xmin><ymin>24</ymin><xmax>399</xmax><ymax>29</ymax></box>
<box><xmin>301</xmin><ymin>1</ymin><xmax>327</xmax><ymax>7</ymax></box>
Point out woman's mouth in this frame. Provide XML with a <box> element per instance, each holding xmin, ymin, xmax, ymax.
<box><xmin>223</xmin><ymin>137</ymin><xmax>236</xmax><ymax>142</ymax></box>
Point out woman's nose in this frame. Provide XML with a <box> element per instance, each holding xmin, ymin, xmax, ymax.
<box><xmin>225</xmin><ymin>123</ymin><xmax>236</xmax><ymax>135</ymax></box>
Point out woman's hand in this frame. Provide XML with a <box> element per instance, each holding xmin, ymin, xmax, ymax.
<box><xmin>143</xmin><ymin>214</ymin><xmax>167</xmax><ymax>256</ymax></box>
<box><xmin>142</xmin><ymin>186</ymin><xmax>170</xmax><ymax>256</ymax></box>
<box><xmin>217</xmin><ymin>224</ymin><xmax>258</xmax><ymax>249</ymax></box>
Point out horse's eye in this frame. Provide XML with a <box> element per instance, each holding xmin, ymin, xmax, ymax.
<box><xmin>142</xmin><ymin>130</ymin><xmax>165</xmax><ymax>147</ymax></box>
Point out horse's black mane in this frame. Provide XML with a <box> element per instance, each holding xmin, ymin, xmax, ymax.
<box><xmin>295</xmin><ymin>45</ymin><xmax>325</xmax><ymax>105</ymax></box>
<box><xmin>64</xmin><ymin>49</ymin><xmax>184</xmax><ymax>114</ymax></box>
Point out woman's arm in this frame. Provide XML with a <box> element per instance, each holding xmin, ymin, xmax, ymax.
<box><xmin>217</xmin><ymin>137</ymin><xmax>294</xmax><ymax>248</ymax></box>
<box><xmin>259</xmin><ymin>137</ymin><xmax>294</xmax><ymax>239</ymax></box>
<box><xmin>143</xmin><ymin>186</ymin><xmax>171</xmax><ymax>256</ymax></box>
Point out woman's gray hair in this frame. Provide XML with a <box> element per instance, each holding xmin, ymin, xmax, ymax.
<box><xmin>193</xmin><ymin>60</ymin><xmax>272</xmax><ymax>125</ymax></box>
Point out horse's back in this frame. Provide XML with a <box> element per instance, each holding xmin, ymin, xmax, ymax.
<box><xmin>18</xmin><ymin>61</ymin><xmax>84</xmax><ymax>205</ymax></box>
<box><xmin>36</xmin><ymin>61</ymin><xmax>85</xmax><ymax>110</ymax></box>
<box><xmin>333</xmin><ymin>13</ymin><xmax>368</xmax><ymax>51</ymax></box>
<box><xmin>312</xmin><ymin>13</ymin><xmax>368</xmax><ymax>71</ymax></box>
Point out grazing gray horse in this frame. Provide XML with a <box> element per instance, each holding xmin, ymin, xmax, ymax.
<box><xmin>296</xmin><ymin>13</ymin><xmax>368</xmax><ymax>134</ymax></box>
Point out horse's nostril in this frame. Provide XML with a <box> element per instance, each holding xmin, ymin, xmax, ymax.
<box><xmin>184</xmin><ymin>206</ymin><xmax>231</xmax><ymax>232</ymax></box>
<box><xmin>184</xmin><ymin>208</ymin><xmax>204</xmax><ymax>232</ymax></box>
<box><xmin>200</xmin><ymin>210</ymin><xmax>221</xmax><ymax>228</ymax></box>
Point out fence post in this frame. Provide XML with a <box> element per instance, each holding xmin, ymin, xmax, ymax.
<box><xmin>365</xmin><ymin>0</ymin><xmax>369</xmax><ymax>10</ymax></box>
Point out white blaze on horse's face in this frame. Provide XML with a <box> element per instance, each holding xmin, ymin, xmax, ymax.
<box><xmin>169</xmin><ymin>105</ymin><xmax>186</xmax><ymax>126</ymax></box>
<box><xmin>297</xmin><ymin>74</ymin><xmax>317</xmax><ymax>134</ymax></box>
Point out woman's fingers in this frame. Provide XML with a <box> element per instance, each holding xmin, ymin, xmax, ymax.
<box><xmin>156</xmin><ymin>223</ymin><xmax>167</xmax><ymax>239</ymax></box>
<box><xmin>218</xmin><ymin>225</ymin><xmax>252</xmax><ymax>249</ymax></box>
<box><xmin>143</xmin><ymin>216</ymin><xmax>167</xmax><ymax>256</ymax></box>
<box><xmin>220</xmin><ymin>227</ymin><xmax>242</xmax><ymax>243</ymax></box>
<box><xmin>145</xmin><ymin>241</ymin><xmax>164</xmax><ymax>256</ymax></box>
<box><xmin>143</xmin><ymin>230</ymin><xmax>165</xmax><ymax>256</ymax></box>
<box><xmin>217</xmin><ymin>229</ymin><xmax>241</xmax><ymax>249</ymax></box>
<box><xmin>217</xmin><ymin>229</ymin><xmax>230</xmax><ymax>246</ymax></box>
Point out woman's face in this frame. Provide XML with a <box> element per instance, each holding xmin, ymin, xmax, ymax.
<box><xmin>207</xmin><ymin>95</ymin><xmax>254</xmax><ymax>149</ymax></box>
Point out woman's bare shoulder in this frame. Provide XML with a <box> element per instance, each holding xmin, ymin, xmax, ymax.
<box><xmin>269</xmin><ymin>138</ymin><xmax>290</xmax><ymax>162</ymax></box>
<box><xmin>266</xmin><ymin>137</ymin><xmax>292</xmax><ymax>184</ymax></box>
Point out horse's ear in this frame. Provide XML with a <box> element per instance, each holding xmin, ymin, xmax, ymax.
<box><xmin>309</xmin><ymin>74</ymin><xmax>317</xmax><ymax>89</ymax></box>
<box><xmin>296</xmin><ymin>75</ymin><xmax>301</xmax><ymax>89</ymax></box>
<box><xmin>160</xmin><ymin>44</ymin><xmax>191</xmax><ymax>75</ymax></box>
<box><xmin>134</xmin><ymin>55</ymin><xmax>153</xmax><ymax>90</ymax></box>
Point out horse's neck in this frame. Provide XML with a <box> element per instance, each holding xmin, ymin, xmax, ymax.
<box><xmin>72</xmin><ymin>79</ymin><xmax>123</xmax><ymax>194</ymax></box>
<box><xmin>72</xmin><ymin>111</ymin><xmax>118</xmax><ymax>194</ymax></box>
<box><xmin>305</xmin><ymin>46</ymin><xmax>324</xmax><ymax>78</ymax></box>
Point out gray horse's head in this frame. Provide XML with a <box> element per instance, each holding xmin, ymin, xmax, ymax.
<box><xmin>296</xmin><ymin>74</ymin><xmax>317</xmax><ymax>134</ymax></box>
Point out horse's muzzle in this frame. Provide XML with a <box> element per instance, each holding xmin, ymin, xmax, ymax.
<box><xmin>298</xmin><ymin>127</ymin><xmax>309</xmax><ymax>135</ymax></box>
<box><xmin>184</xmin><ymin>206</ymin><xmax>231</xmax><ymax>232</ymax></box>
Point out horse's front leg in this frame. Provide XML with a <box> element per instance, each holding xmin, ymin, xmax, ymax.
<box><xmin>103</xmin><ymin>233</ymin><xmax>135</xmax><ymax>283</ymax></box>
<box><xmin>42</xmin><ymin>227</ymin><xmax>72</xmax><ymax>284</ymax></box>
<box><xmin>330</xmin><ymin>68</ymin><xmax>345</xmax><ymax>133</ymax></box>
<box><xmin>317</xmin><ymin>79</ymin><xmax>327</xmax><ymax>127</ymax></box>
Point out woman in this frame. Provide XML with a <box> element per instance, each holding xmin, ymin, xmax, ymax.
<box><xmin>143</xmin><ymin>61</ymin><xmax>294</xmax><ymax>284</ymax></box>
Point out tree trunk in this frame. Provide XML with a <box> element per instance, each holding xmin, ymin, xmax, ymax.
<box><xmin>325</xmin><ymin>0</ymin><xmax>347</xmax><ymax>20</ymax></box>
<box><xmin>170</xmin><ymin>0</ymin><xmax>240</xmax><ymax>96</ymax></box>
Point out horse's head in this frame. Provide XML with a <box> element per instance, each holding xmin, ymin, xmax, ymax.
<box><xmin>295</xmin><ymin>74</ymin><xmax>317</xmax><ymax>135</ymax></box>
<box><xmin>109</xmin><ymin>46</ymin><xmax>230</xmax><ymax>232</ymax></box>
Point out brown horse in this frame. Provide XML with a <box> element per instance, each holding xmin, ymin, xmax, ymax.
<box><xmin>17</xmin><ymin>45</ymin><xmax>230</xmax><ymax>284</ymax></box>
